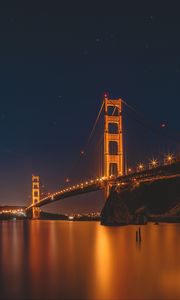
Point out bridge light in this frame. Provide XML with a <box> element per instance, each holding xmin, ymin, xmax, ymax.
<box><xmin>65</xmin><ymin>178</ymin><xmax>70</xmax><ymax>183</ymax></box>
<box><xmin>164</xmin><ymin>153</ymin><xmax>174</xmax><ymax>165</ymax></box>
<box><xmin>137</xmin><ymin>163</ymin><xmax>144</xmax><ymax>172</ymax></box>
<box><xmin>152</xmin><ymin>160</ymin><xmax>157</xmax><ymax>166</ymax></box>
<box><xmin>149</xmin><ymin>159</ymin><xmax>158</xmax><ymax>168</ymax></box>
<box><xmin>104</xmin><ymin>92</ymin><xmax>108</xmax><ymax>99</ymax></box>
<box><xmin>128</xmin><ymin>168</ymin><xmax>132</xmax><ymax>173</ymax></box>
<box><xmin>110</xmin><ymin>174</ymin><xmax>114</xmax><ymax>178</ymax></box>
<box><xmin>90</xmin><ymin>180</ymin><xmax>94</xmax><ymax>183</ymax></box>
<box><xmin>85</xmin><ymin>181</ymin><xmax>88</xmax><ymax>185</ymax></box>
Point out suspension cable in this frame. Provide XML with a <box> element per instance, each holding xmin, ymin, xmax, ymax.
<box><xmin>85</xmin><ymin>101</ymin><xmax>104</xmax><ymax>148</ymax></box>
<box><xmin>108</xmin><ymin>98</ymin><xmax>180</xmax><ymax>144</ymax></box>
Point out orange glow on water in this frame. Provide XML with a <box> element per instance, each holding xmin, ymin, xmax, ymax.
<box><xmin>1</xmin><ymin>222</ymin><xmax>180</xmax><ymax>299</ymax></box>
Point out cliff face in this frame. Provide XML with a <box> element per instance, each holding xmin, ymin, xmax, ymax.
<box><xmin>101</xmin><ymin>176</ymin><xmax>180</xmax><ymax>226</ymax></box>
<box><xmin>101</xmin><ymin>190</ymin><xmax>131</xmax><ymax>225</ymax></box>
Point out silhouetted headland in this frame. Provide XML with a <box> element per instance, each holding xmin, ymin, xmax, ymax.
<box><xmin>101</xmin><ymin>175</ymin><xmax>180</xmax><ymax>226</ymax></box>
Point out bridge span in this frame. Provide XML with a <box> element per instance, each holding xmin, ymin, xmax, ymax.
<box><xmin>26</xmin><ymin>161</ymin><xmax>180</xmax><ymax>213</ymax></box>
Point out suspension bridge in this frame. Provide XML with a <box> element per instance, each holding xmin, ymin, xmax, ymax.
<box><xmin>26</xmin><ymin>94</ymin><xmax>180</xmax><ymax>219</ymax></box>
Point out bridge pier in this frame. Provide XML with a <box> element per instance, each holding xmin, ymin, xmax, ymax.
<box><xmin>104</xmin><ymin>182</ymin><xmax>116</xmax><ymax>200</ymax></box>
<box><xmin>104</xmin><ymin>182</ymin><xmax>110</xmax><ymax>199</ymax></box>
<box><xmin>32</xmin><ymin>207</ymin><xmax>41</xmax><ymax>219</ymax></box>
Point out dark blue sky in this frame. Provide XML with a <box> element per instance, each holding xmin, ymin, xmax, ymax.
<box><xmin>0</xmin><ymin>3</ymin><xmax>179</xmax><ymax>212</ymax></box>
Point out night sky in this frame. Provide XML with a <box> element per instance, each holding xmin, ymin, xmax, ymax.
<box><xmin>0</xmin><ymin>3</ymin><xmax>179</xmax><ymax>213</ymax></box>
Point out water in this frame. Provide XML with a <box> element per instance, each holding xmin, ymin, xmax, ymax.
<box><xmin>0</xmin><ymin>220</ymin><xmax>180</xmax><ymax>299</ymax></box>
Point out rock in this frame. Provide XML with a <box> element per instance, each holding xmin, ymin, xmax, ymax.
<box><xmin>101</xmin><ymin>176</ymin><xmax>180</xmax><ymax>226</ymax></box>
<box><xmin>101</xmin><ymin>190</ymin><xmax>131</xmax><ymax>226</ymax></box>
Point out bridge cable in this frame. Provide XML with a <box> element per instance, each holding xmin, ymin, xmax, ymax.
<box><xmin>108</xmin><ymin>98</ymin><xmax>180</xmax><ymax>144</ymax></box>
<box><xmin>65</xmin><ymin>100</ymin><xmax>104</xmax><ymax>183</ymax></box>
<box><xmin>85</xmin><ymin>101</ymin><xmax>104</xmax><ymax>149</ymax></box>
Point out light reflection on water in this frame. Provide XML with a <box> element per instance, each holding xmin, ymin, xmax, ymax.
<box><xmin>0</xmin><ymin>220</ymin><xmax>180</xmax><ymax>299</ymax></box>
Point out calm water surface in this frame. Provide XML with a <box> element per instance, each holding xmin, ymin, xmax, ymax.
<box><xmin>0</xmin><ymin>220</ymin><xmax>180</xmax><ymax>299</ymax></box>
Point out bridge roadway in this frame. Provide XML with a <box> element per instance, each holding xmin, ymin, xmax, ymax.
<box><xmin>26</xmin><ymin>161</ymin><xmax>180</xmax><ymax>211</ymax></box>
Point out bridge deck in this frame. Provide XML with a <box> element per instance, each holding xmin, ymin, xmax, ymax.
<box><xmin>26</xmin><ymin>161</ymin><xmax>180</xmax><ymax>210</ymax></box>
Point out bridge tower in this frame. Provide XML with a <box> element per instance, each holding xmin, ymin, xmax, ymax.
<box><xmin>32</xmin><ymin>175</ymin><xmax>41</xmax><ymax>219</ymax></box>
<box><xmin>104</xmin><ymin>95</ymin><xmax>124</xmax><ymax>198</ymax></box>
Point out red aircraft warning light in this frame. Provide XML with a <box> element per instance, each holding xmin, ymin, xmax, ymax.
<box><xmin>104</xmin><ymin>92</ymin><xmax>109</xmax><ymax>99</ymax></box>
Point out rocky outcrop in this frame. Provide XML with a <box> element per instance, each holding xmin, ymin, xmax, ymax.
<box><xmin>101</xmin><ymin>190</ymin><xmax>131</xmax><ymax>225</ymax></box>
<box><xmin>101</xmin><ymin>176</ymin><xmax>180</xmax><ymax>226</ymax></box>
